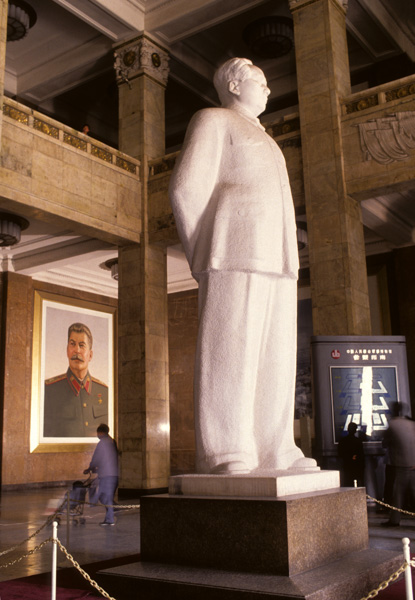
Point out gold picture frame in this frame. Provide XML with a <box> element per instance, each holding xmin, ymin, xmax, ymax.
<box><xmin>31</xmin><ymin>290</ymin><xmax>115</xmax><ymax>453</ymax></box>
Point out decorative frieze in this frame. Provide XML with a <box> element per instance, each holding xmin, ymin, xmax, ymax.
<box><xmin>91</xmin><ymin>145</ymin><xmax>112</xmax><ymax>163</ymax></box>
<box><xmin>149</xmin><ymin>212</ymin><xmax>176</xmax><ymax>233</ymax></box>
<box><xmin>33</xmin><ymin>118</ymin><xmax>59</xmax><ymax>139</ymax></box>
<box><xmin>116</xmin><ymin>156</ymin><xmax>137</xmax><ymax>174</ymax></box>
<box><xmin>269</xmin><ymin>116</ymin><xmax>300</xmax><ymax>138</ymax></box>
<box><xmin>149</xmin><ymin>154</ymin><xmax>177</xmax><ymax>176</ymax></box>
<box><xmin>114</xmin><ymin>35</ymin><xmax>169</xmax><ymax>87</ymax></box>
<box><xmin>358</xmin><ymin>111</ymin><xmax>415</xmax><ymax>164</ymax></box>
<box><xmin>279</xmin><ymin>136</ymin><xmax>302</xmax><ymax>149</ymax></box>
<box><xmin>63</xmin><ymin>132</ymin><xmax>87</xmax><ymax>151</ymax></box>
<box><xmin>344</xmin><ymin>95</ymin><xmax>378</xmax><ymax>115</ymax></box>
<box><xmin>343</xmin><ymin>82</ymin><xmax>415</xmax><ymax>115</ymax></box>
<box><xmin>385</xmin><ymin>83</ymin><xmax>415</xmax><ymax>102</ymax></box>
<box><xmin>3</xmin><ymin>103</ymin><xmax>29</xmax><ymax>125</ymax></box>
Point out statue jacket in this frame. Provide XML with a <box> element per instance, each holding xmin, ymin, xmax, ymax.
<box><xmin>169</xmin><ymin>106</ymin><xmax>299</xmax><ymax>281</ymax></box>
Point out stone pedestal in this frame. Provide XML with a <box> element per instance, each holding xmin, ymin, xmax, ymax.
<box><xmin>97</xmin><ymin>549</ymin><xmax>403</xmax><ymax>600</ymax></box>
<box><xmin>97</xmin><ymin>478</ymin><xmax>403</xmax><ymax>599</ymax></box>
<box><xmin>140</xmin><ymin>487</ymin><xmax>367</xmax><ymax>576</ymax></box>
<box><xmin>169</xmin><ymin>469</ymin><xmax>339</xmax><ymax>498</ymax></box>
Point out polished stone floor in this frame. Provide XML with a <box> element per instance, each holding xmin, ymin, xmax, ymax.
<box><xmin>0</xmin><ymin>487</ymin><xmax>413</xmax><ymax>585</ymax></box>
<box><xmin>0</xmin><ymin>485</ymin><xmax>141</xmax><ymax>582</ymax></box>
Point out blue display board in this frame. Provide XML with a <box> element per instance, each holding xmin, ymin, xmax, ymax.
<box><xmin>330</xmin><ymin>365</ymin><xmax>398</xmax><ymax>443</ymax></box>
<box><xmin>311</xmin><ymin>336</ymin><xmax>410</xmax><ymax>457</ymax></box>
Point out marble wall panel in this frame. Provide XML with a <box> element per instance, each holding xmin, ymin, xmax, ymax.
<box><xmin>146</xmin><ymin>450</ymin><xmax>170</xmax><ymax>482</ymax></box>
<box><xmin>120</xmin><ymin>452</ymin><xmax>143</xmax><ymax>487</ymax></box>
<box><xmin>168</xmin><ymin>290</ymin><xmax>198</xmax><ymax>475</ymax></box>
<box><xmin>0</xmin><ymin>166</ymin><xmax>32</xmax><ymax>193</ymax></box>
<box><xmin>313</xmin><ymin>300</ymin><xmax>348</xmax><ymax>336</ymax></box>
<box><xmin>146</xmin><ymin>412</ymin><xmax>169</xmax><ymax>452</ymax></box>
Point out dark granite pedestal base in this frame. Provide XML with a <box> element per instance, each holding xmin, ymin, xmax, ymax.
<box><xmin>97</xmin><ymin>549</ymin><xmax>403</xmax><ymax>600</ymax></box>
<box><xmin>97</xmin><ymin>487</ymin><xmax>403</xmax><ymax>600</ymax></box>
<box><xmin>140</xmin><ymin>488</ymin><xmax>369</xmax><ymax>576</ymax></box>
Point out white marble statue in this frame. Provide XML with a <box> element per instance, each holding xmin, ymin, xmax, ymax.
<box><xmin>169</xmin><ymin>57</ymin><xmax>317</xmax><ymax>475</ymax></box>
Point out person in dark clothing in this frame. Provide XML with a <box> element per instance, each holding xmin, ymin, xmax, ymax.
<box><xmin>338</xmin><ymin>422</ymin><xmax>365</xmax><ymax>487</ymax></box>
<box><xmin>381</xmin><ymin>403</ymin><xmax>415</xmax><ymax>527</ymax></box>
<box><xmin>84</xmin><ymin>423</ymin><xmax>118</xmax><ymax>526</ymax></box>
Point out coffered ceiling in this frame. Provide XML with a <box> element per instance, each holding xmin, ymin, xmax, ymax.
<box><xmin>2</xmin><ymin>0</ymin><xmax>415</xmax><ymax>295</ymax></box>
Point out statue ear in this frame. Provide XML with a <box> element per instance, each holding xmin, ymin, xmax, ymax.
<box><xmin>228</xmin><ymin>80</ymin><xmax>240</xmax><ymax>96</ymax></box>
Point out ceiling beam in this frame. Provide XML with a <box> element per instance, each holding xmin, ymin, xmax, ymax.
<box><xmin>361</xmin><ymin>197</ymin><xmax>413</xmax><ymax>246</ymax></box>
<box><xmin>12</xmin><ymin>237</ymin><xmax>115</xmax><ymax>274</ymax></box>
<box><xmin>356</xmin><ymin>0</ymin><xmax>415</xmax><ymax>61</ymax></box>
<box><xmin>51</xmin><ymin>0</ymin><xmax>143</xmax><ymax>40</ymax></box>
<box><xmin>146</xmin><ymin>0</ymin><xmax>266</xmax><ymax>44</ymax></box>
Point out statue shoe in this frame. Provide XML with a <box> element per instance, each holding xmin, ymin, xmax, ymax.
<box><xmin>210</xmin><ymin>461</ymin><xmax>250</xmax><ymax>474</ymax></box>
<box><xmin>288</xmin><ymin>456</ymin><xmax>318</xmax><ymax>470</ymax></box>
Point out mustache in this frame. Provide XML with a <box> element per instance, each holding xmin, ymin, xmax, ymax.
<box><xmin>70</xmin><ymin>354</ymin><xmax>84</xmax><ymax>361</ymax></box>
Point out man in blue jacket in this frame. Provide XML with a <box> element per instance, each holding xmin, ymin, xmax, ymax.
<box><xmin>84</xmin><ymin>423</ymin><xmax>118</xmax><ymax>526</ymax></box>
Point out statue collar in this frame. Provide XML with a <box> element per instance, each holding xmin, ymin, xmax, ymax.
<box><xmin>228</xmin><ymin>104</ymin><xmax>265</xmax><ymax>130</ymax></box>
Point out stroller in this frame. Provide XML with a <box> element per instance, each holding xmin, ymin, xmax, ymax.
<box><xmin>55</xmin><ymin>475</ymin><xmax>97</xmax><ymax>525</ymax></box>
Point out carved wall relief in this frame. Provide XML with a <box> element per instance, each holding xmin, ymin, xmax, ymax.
<box><xmin>358</xmin><ymin>111</ymin><xmax>415</xmax><ymax>164</ymax></box>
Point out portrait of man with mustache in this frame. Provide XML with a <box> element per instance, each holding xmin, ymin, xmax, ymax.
<box><xmin>43</xmin><ymin>322</ymin><xmax>108</xmax><ymax>438</ymax></box>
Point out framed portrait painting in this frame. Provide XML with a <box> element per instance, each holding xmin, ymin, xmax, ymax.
<box><xmin>30</xmin><ymin>290</ymin><xmax>115</xmax><ymax>452</ymax></box>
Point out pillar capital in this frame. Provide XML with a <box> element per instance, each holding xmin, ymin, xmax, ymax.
<box><xmin>289</xmin><ymin>0</ymin><xmax>348</xmax><ymax>13</ymax></box>
<box><xmin>114</xmin><ymin>34</ymin><xmax>169</xmax><ymax>87</ymax></box>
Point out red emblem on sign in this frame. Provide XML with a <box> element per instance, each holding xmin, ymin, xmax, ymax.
<box><xmin>331</xmin><ymin>349</ymin><xmax>340</xmax><ymax>359</ymax></box>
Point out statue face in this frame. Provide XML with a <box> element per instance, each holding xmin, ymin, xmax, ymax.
<box><xmin>231</xmin><ymin>66</ymin><xmax>270</xmax><ymax>117</ymax></box>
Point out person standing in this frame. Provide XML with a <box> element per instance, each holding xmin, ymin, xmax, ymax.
<box><xmin>84</xmin><ymin>423</ymin><xmax>119</xmax><ymax>526</ymax></box>
<box><xmin>338</xmin><ymin>422</ymin><xmax>365</xmax><ymax>487</ymax></box>
<box><xmin>381</xmin><ymin>404</ymin><xmax>415</xmax><ymax>526</ymax></box>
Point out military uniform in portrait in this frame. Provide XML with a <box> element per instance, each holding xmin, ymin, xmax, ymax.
<box><xmin>44</xmin><ymin>368</ymin><xmax>108</xmax><ymax>437</ymax></box>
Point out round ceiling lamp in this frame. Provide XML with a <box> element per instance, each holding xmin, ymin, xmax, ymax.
<box><xmin>7</xmin><ymin>0</ymin><xmax>37</xmax><ymax>42</ymax></box>
<box><xmin>0</xmin><ymin>212</ymin><xmax>29</xmax><ymax>247</ymax></box>
<box><xmin>243</xmin><ymin>16</ymin><xmax>294</xmax><ymax>59</ymax></box>
<box><xmin>101</xmin><ymin>258</ymin><xmax>119</xmax><ymax>281</ymax></box>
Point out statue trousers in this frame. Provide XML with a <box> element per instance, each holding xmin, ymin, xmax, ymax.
<box><xmin>194</xmin><ymin>270</ymin><xmax>301</xmax><ymax>473</ymax></box>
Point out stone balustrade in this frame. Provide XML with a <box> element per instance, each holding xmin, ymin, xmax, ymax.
<box><xmin>1</xmin><ymin>97</ymin><xmax>142</xmax><ymax>245</ymax></box>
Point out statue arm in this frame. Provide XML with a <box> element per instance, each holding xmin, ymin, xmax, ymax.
<box><xmin>169</xmin><ymin>110</ymin><xmax>223</xmax><ymax>268</ymax></box>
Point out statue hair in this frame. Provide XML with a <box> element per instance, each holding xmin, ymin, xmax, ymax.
<box><xmin>213</xmin><ymin>57</ymin><xmax>255</xmax><ymax>104</ymax></box>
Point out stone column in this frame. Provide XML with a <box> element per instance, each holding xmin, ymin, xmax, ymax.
<box><xmin>0</xmin><ymin>0</ymin><xmax>9</xmax><ymax>142</ymax></box>
<box><xmin>114</xmin><ymin>35</ymin><xmax>170</xmax><ymax>492</ymax></box>
<box><xmin>290</xmin><ymin>0</ymin><xmax>371</xmax><ymax>335</ymax></box>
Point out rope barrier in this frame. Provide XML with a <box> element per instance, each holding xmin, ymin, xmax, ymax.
<box><xmin>54</xmin><ymin>535</ymin><xmax>117</xmax><ymax>600</ymax></box>
<box><xmin>359</xmin><ymin>560</ymin><xmax>412</xmax><ymax>600</ymax></box>
<box><xmin>0</xmin><ymin>497</ymin><xmax>67</xmax><ymax>557</ymax></box>
<box><xmin>0</xmin><ymin>494</ymin><xmax>414</xmax><ymax>600</ymax></box>
<box><xmin>366</xmin><ymin>495</ymin><xmax>415</xmax><ymax>518</ymax></box>
<box><xmin>0</xmin><ymin>538</ymin><xmax>53</xmax><ymax>569</ymax></box>
<box><xmin>0</xmin><ymin>527</ymin><xmax>118</xmax><ymax>600</ymax></box>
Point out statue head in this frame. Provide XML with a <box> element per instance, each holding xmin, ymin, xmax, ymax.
<box><xmin>213</xmin><ymin>57</ymin><xmax>270</xmax><ymax>117</ymax></box>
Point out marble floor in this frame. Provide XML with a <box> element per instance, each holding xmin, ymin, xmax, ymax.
<box><xmin>0</xmin><ymin>485</ymin><xmax>141</xmax><ymax>583</ymax></box>
<box><xmin>0</xmin><ymin>486</ymin><xmax>413</xmax><ymax>585</ymax></box>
